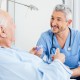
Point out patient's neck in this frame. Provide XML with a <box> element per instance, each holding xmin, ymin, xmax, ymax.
<box><xmin>0</xmin><ymin>39</ymin><xmax>12</xmax><ymax>48</ymax></box>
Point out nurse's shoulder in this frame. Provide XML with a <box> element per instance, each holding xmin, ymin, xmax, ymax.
<box><xmin>71</xmin><ymin>28</ymin><xmax>80</xmax><ymax>44</ymax></box>
<box><xmin>40</xmin><ymin>29</ymin><xmax>53</xmax><ymax>38</ymax></box>
<box><xmin>71</xmin><ymin>28</ymin><xmax>80</xmax><ymax>37</ymax></box>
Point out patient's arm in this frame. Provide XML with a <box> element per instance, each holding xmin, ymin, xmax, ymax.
<box><xmin>39</xmin><ymin>59</ymin><xmax>72</xmax><ymax>80</ymax></box>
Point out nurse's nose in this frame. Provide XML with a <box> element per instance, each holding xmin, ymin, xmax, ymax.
<box><xmin>51</xmin><ymin>19</ymin><xmax>57</xmax><ymax>26</ymax></box>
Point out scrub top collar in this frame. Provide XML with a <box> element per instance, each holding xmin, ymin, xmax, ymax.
<box><xmin>53</xmin><ymin>29</ymin><xmax>71</xmax><ymax>51</ymax></box>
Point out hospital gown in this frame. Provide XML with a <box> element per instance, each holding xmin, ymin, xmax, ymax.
<box><xmin>0</xmin><ymin>46</ymin><xmax>72</xmax><ymax>80</ymax></box>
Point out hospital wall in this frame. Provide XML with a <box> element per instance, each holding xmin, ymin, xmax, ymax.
<box><xmin>1</xmin><ymin>0</ymin><xmax>78</xmax><ymax>51</ymax></box>
<box><xmin>9</xmin><ymin>0</ymin><xmax>63</xmax><ymax>51</ymax></box>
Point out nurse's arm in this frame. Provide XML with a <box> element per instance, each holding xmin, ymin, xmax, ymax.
<box><xmin>71</xmin><ymin>66</ymin><xmax>80</xmax><ymax>77</ymax></box>
<box><xmin>52</xmin><ymin>48</ymin><xmax>65</xmax><ymax>63</ymax></box>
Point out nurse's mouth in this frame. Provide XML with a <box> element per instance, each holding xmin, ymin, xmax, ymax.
<box><xmin>52</xmin><ymin>25</ymin><xmax>59</xmax><ymax>30</ymax></box>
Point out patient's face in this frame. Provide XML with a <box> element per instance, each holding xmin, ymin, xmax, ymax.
<box><xmin>0</xmin><ymin>10</ymin><xmax>15</xmax><ymax>47</ymax></box>
<box><xmin>6</xmin><ymin>17</ymin><xmax>15</xmax><ymax>43</ymax></box>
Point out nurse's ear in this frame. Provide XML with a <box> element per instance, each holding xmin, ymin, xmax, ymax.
<box><xmin>67</xmin><ymin>19</ymin><xmax>72</xmax><ymax>26</ymax></box>
<box><xmin>68</xmin><ymin>19</ymin><xmax>72</xmax><ymax>24</ymax></box>
<box><xmin>0</xmin><ymin>25</ymin><xmax>7</xmax><ymax>38</ymax></box>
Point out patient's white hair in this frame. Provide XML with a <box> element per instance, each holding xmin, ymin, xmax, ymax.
<box><xmin>0</xmin><ymin>9</ymin><xmax>10</xmax><ymax>28</ymax></box>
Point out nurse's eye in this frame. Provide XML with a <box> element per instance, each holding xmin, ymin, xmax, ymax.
<box><xmin>51</xmin><ymin>17</ymin><xmax>54</xmax><ymax>20</ymax></box>
<box><xmin>57</xmin><ymin>18</ymin><xmax>61</xmax><ymax>21</ymax></box>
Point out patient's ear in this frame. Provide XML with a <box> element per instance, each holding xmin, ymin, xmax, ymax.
<box><xmin>0</xmin><ymin>25</ymin><xmax>7</xmax><ymax>38</ymax></box>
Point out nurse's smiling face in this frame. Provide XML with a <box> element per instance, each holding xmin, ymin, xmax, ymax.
<box><xmin>50</xmin><ymin>11</ymin><xmax>70</xmax><ymax>34</ymax></box>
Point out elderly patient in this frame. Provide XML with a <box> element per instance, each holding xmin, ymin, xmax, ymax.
<box><xmin>0</xmin><ymin>9</ymin><xmax>72</xmax><ymax>80</ymax></box>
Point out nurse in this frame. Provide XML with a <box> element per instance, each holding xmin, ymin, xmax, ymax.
<box><xmin>33</xmin><ymin>4</ymin><xmax>80</xmax><ymax>80</ymax></box>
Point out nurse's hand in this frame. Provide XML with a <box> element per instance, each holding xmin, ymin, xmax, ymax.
<box><xmin>29</xmin><ymin>46</ymin><xmax>43</xmax><ymax>57</ymax></box>
<box><xmin>52</xmin><ymin>48</ymin><xmax>65</xmax><ymax>63</ymax></box>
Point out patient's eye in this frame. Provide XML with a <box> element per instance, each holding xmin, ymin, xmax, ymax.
<box><xmin>51</xmin><ymin>16</ymin><xmax>54</xmax><ymax>20</ymax></box>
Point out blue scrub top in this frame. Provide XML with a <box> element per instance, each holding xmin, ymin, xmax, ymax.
<box><xmin>37</xmin><ymin>28</ymin><xmax>80</xmax><ymax>69</ymax></box>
